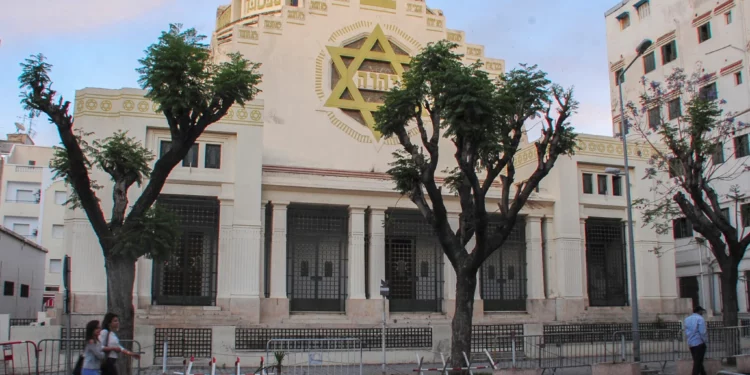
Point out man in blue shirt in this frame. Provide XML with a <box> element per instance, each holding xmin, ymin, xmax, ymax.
<box><xmin>684</xmin><ymin>305</ymin><xmax>708</xmax><ymax>375</ymax></box>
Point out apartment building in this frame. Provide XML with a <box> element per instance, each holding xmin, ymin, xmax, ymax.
<box><xmin>605</xmin><ymin>0</ymin><xmax>750</xmax><ymax>315</ymax></box>
<box><xmin>0</xmin><ymin>141</ymin><xmax>68</xmax><ymax>307</ymax></box>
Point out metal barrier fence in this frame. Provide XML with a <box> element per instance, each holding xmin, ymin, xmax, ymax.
<box><xmin>613</xmin><ymin>325</ymin><xmax>750</xmax><ymax>365</ymax></box>
<box><xmin>9</xmin><ymin>320</ymin><xmax>36</xmax><ymax>327</ymax></box>
<box><xmin>489</xmin><ymin>326</ymin><xmax>750</xmax><ymax>373</ymax></box>
<box><xmin>265</xmin><ymin>338</ymin><xmax>362</xmax><ymax>375</ymax></box>
<box><xmin>492</xmin><ymin>332</ymin><xmax>615</xmax><ymax>371</ymax></box>
<box><xmin>36</xmin><ymin>339</ymin><xmax>142</xmax><ymax>375</ymax></box>
<box><xmin>0</xmin><ymin>341</ymin><xmax>38</xmax><ymax>375</ymax></box>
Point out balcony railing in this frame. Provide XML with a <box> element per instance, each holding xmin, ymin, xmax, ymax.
<box><xmin>14</xmin><ymin>166</ymin><xmax>42</xmax><ymax>172</ymax></box>
<box><xmin>5</xmin><ymin>199</ymin><xmax>40</xmax><ymax>204</ymax></box>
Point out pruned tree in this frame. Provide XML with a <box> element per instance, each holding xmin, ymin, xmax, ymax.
<box><xmin>18</xmin><ymin>24</ymin><xmax>262</xmax><ymax>345</ymax></box>
<box><xmin>374</xmin><ymin>41</ymin><xmax>578</xmax><ymax>362</ymax></box>
<box><xmin>630</xmin><ymin>67</ymin><xmax>749</xmax><ymax>327</ymax></box>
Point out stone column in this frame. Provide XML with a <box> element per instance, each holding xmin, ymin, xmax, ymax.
<box><xmin>543</xmin><ymin>218</ymin><xmax>558</xmax><ymax>298</ymax></box>
<box><xmin>68</xmin><ymin>217</ymin><xmax>107</xmax><ymax>313</ymax></box>
<box><xmin>229</xmin><ymin>224</ymin><xmax>262</xmax><ymax>298</ymax></box>
<box><xmin>368</xmin><ymin>208</ymin><xmax>387</xmax><ymax>301</ymax></box>
<box><xmin>525</xmin><ymin>216</ymin><xmax>544</xmax><ymax>300</ymax></box>
<box><xmin>580</xmin><ymin>218</ymin><xmax>589</xmax><ymax>301</ymax></box>
<box><xmin>270</xmin><ymin>202</ymin><xmax>289</xmax><ymax>299</ymax></box>
<box><xmin>259</xmin><ymin>202</ymin><xmax>267</xmax><ymax>298</ymax></box>
<box><xmin>135</xmin><ymin>257</ymin><xmax>153</xmax><ymax>308</ymax></box>
<box><xmin>348</xmin><ymin>206</ymin><xmax>367</xmax><ymax>299</ymax></box>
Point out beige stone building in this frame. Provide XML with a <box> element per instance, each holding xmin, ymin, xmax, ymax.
<box><xmin>605</xmin><ymin>0</ymin><xmax>750</xmax><ymax>317</ymax></box>
<box><xmin>63</xmin><ymin>0</ymin><xmax>689</xmax><ymax>363</ymax></box>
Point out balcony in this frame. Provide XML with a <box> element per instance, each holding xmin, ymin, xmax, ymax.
<box><xmin>14</xmin><ymin>166</ymin><xmax>43</xmax><ymax>173</ymax></box>
<box><xmin>5</xmin><ymin>199</ymin><xmax>39</xmax><ymax>204</ymax></box>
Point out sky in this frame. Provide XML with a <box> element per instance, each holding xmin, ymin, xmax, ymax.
<box><xmin>0</xmin><ymin>0</ymin><xmax>620</xmax><ymax>147</ymax></box>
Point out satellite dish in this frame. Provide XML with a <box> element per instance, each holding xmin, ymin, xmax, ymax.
<box><xmin>14</xmin><ymin>122</ymin><xmax>25</xmax><ymax>132</ymax></box>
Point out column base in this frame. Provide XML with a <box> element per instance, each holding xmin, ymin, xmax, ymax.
<box><xmin>346</xmin><ymin>299</ymin><xmax>384</xmax><ymax>323</ymax></box>
<box><xmin>527</xmin><ymin>299</ymin><xmax>556</xmax><ymax>321</ymax></box>
<box><xmin>72</xmin><ymin>292</ymin><xmax>107</xmax><ymax>314</ymax></box>
<box><xmin>444</xmin><ymin>299</ymin><xmax>484</xmax><ymax>319</ymax></box>
<box><xmin>136</xmin><ymin>296</ymin><xmax>152</xmax><ymax>309</ymax></box>
<box><xmin>217</xmin><ymin>297</ymin><xmax>260</xmax><ymax>324</ymax></box>
<box><xmin>554</xmin><ymin>298</ymin><xmax>587</xmax><ymax>321</ymax></box>
<box><xmin>260</xmin><ymin>298</ymin><xmax>290</xmax><ymax>324</ymax></box>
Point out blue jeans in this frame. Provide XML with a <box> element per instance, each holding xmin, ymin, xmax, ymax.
<box><xmin>82</xmin><ymin>368</ymin><xmax>100</xmax><ymax>375</ymax></box>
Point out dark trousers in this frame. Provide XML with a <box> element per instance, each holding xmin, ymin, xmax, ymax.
<box><xmin>690</xmin><ymin>343</ymin><xmax>707</xmax><ymax>375</ymax></box>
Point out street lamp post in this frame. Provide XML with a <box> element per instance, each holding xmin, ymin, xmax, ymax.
<box><xmin>613</xmin><ymin>38</ymin><xmax>653</xmax><ymax>363</ymax></box>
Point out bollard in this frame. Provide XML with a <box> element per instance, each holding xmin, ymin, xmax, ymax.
<box><xmin>162</xmin><ymin>340</ymin><xmax>168</xmax><ymax>375</ymax></box>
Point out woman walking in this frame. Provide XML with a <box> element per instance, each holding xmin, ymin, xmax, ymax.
<box><xmin>99</xmin><ymin>313</ymin><xmax>140</xmax><ymax>375</ymax></box>
<box><xmin>82</xmin><ymin>320</ymin><xmax>120</xmax><ymax>375</ymax></box>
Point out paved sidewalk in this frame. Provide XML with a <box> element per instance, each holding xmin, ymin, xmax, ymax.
<box><xmin>141</xmin><ymin>360</ymin><xmax>748</xmax><ymax>375</ymax></box>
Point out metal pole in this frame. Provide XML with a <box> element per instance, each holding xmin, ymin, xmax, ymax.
<box><xmin>618</xmin><ymin>74</ymin><xmax>641</xmax><ymax>362</ymax></box>
<box><xmin>382</xmin><ymin>297</ymin><xmax>386</xmax><ymax>375</ymax></box>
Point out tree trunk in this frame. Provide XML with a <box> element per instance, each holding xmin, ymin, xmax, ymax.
<box><xmin>450</xmin><ymin>267</ymin><xmax>477</xmax><ymax>370</ymax></box>
<box><xmin>719</xmin><ymin>259</ymin><xmax>740</xmax><ymax>358</ymax></box>
<box><xmin>105</xmin><ymin>257</ymin><xmax>136</xmax><ymax>375</ymax></box>
<box><xmin>720</xmin><ymin>260</ymin><xmax>739</xmax><ymax>328</ymax></box>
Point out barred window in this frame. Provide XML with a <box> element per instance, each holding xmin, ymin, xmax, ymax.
<box><xmin>673</xmin><ymin>218</ymin><xmax>693</xmax><ymax>239</ymax></box>
<box><xmin>735</xmin><ymin>135</ymin><xmax>749</xmax><ymax>158</ymax></box>
<box><xmin>205</xmin><ymin>144</ymin><xmax>221</xmax><ymax>169</ymax></box>
<box><xmin>183</xmin><ymin>144</ymin><xmax>199</xmax><ymax>168</ymax></box>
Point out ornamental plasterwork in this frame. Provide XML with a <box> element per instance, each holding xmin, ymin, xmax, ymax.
<box><xmin>73</xmin><ymin>94</ymin><xmax>263</xmax><ymax>127</ymax></box>
<box><xmin>319</xmin><ymin>21</ymin><xmax>491</xmax><ymax>145</ymax></box>
<box><xmin>514</xmin><ymin>136</ymin><xmax>658</xmax><ymax>168</ymax></box>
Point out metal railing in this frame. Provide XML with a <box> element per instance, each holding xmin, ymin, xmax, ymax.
<box><xmin>9</xmin><ymin>319</ymin><xmax>36</xmax><ymax>327</ymax></box>
<box><xmin>485</xmin><ymin>326</ymin><xmax>750</xmax><ymax>373</ymax></box>
<box><xmin>492</xmin><ymin>332</ymin><xmax>616</xmax><ymax>370</ymax></box>
<box><xmin>0</xmin><ymin>341</ymin><xmax>39</xmax><ymax>375</ymax></box>
<box><xmin>613</xmin><ymin>325</ymin><xmax>750</xmax><ymax>365</ymax></box>
<box><xmin>265</xmin><ymin>338</ymin><xmax>363</xmax><ymax>375</ymax></box>
<box><xmin>37</xmin><ymin>339</ymin><xmax>142</xmax><ymax>375</ymax></box>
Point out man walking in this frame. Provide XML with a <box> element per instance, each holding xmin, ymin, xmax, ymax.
<box><xmin>684</xmin><ymin>305</ymin><xmax>708</xmax><ymax>375</ymax></box>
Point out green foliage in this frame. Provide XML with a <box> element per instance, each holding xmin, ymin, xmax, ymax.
<box><xmin>49</xmin><ymin>129</ymin><xmax>103</xmax><ymax>209</ymax></box>
<box><xmin>137</xmin><ymin>24</ymin><xmax>262</xmax><ymax>115</ymax></box>
<box><xmin>114</xmin><ymin>205</ymin><xmax>181</xmax><ymax>261</ymax></box>
<box><xmin>50</xmin><ymin>131</ymin><xmax>153</xmax><ymax>209</ymax></box>
<box><xmin>18</xmin><ymin>54</ymin><xmax>54</xmax><ymax>115</ymax></box>
<box><xmin>375</xmin><ymin>41</ymin><xmax>577</xmax><ymax>202</ymax></box>
<box><xmin>388</xmin><ymin>149</ymin><xmax>426</xmax><ymax>197</ymax></box>
<box><xmin>629</xmin><ymin>67</ymin><xmax>750</xmax><ymax>270</ymax></box>
<box><xmin>92</xmin><ymin>131</ymin><xmax>154</xmax><ymax>184</ymax></box>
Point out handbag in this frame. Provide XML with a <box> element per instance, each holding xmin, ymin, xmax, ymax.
<box><xmin>72</xmin><ymin>354</ymin><xmax>83</xmax><ymax>375</ymax></box>
<box><xmin>101</xmin><ymin>331</ymin><xmax>111</xmax><ymax>372</ymax></box>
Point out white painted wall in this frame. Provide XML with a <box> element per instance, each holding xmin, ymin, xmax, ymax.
<box><xmin>0</xmin><ymin>229</ymin><xmax>46</xmax><ymax>318</ymax></box>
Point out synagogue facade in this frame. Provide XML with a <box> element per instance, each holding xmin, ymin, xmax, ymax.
<box><xmin>65</xmin><ymin>0</ymin><xmax>689</xmax><ymax>348</ymax></box>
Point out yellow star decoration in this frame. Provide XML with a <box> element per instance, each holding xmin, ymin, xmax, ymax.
<box><xmin>325</xmin><ymin>25</ymin><xmax>411</xmax><ymax>141</ymax></box>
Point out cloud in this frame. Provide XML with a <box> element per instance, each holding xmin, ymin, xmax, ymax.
<box><xmin>0</xmin><ymin>0</ymin><xmax>173</xmax><ymax>37</ymax></box>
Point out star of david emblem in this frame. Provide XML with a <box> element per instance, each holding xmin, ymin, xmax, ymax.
<box><xmin>325</xmin><ymin>25</ymin><xmax>411</xmax><ymax>141</ymax></box>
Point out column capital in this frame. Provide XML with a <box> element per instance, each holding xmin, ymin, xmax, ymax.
<box><xmin>369</xmin><ymin>206</ymin><xmax>389</xmax><ymax>213</ymax></box>
<box><xmin>349</xmin><ymin>205</ymin><xmax>368</xmax><ymax>213</ymax></box>
<box><xmin>526</xmin><ymin>215</ymin><xmax>543</xmax><ymax>222</ymax></box>
<box><xmin>272</xmin><ymin>201</ymin><xmax>290</xmax><ymax>209</ymax></box>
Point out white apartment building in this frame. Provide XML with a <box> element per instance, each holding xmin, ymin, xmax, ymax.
<box><xmin>605</xmin><ymin>0</ymin><xmax>750</xmax><ymax>315</ymax></box>
<box><xmin>0</xmin><ymin>142</ymin><xmax>68</xmax><ymax>307</ymax></box>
